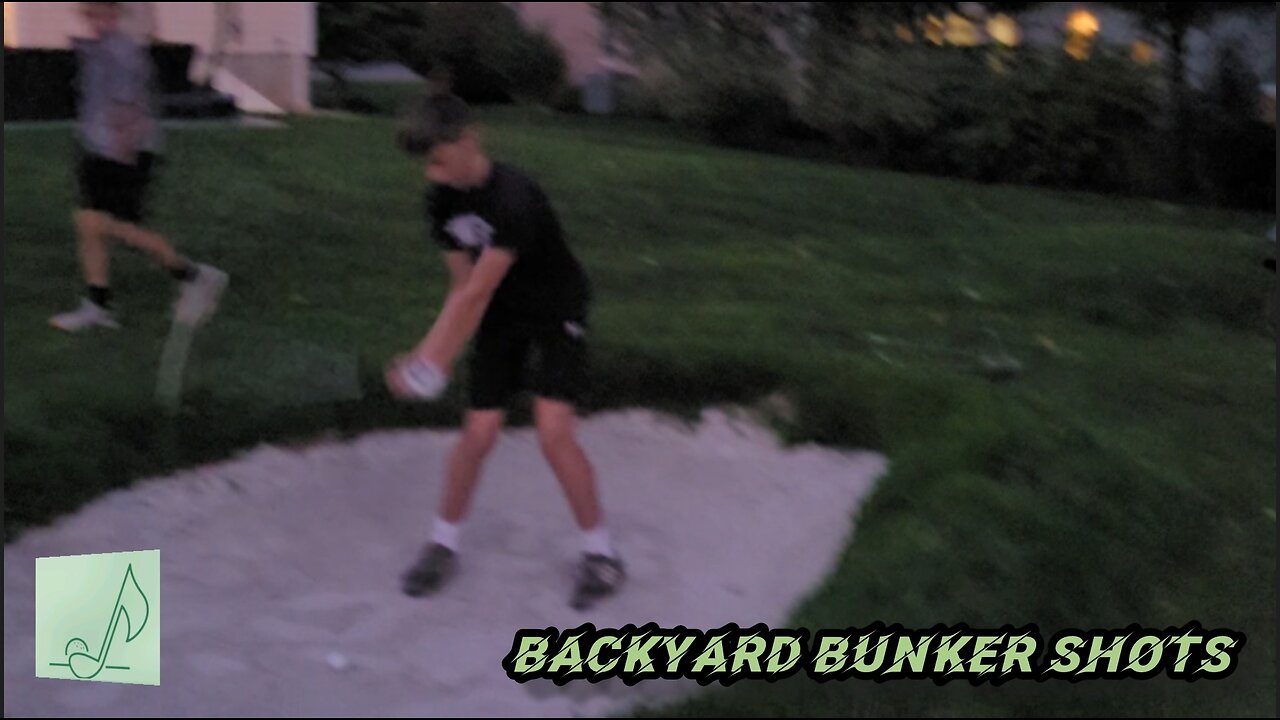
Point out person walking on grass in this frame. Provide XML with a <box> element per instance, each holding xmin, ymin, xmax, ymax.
<box><xmin>51</xmin><ymin>2</ymin><xmax>227</xmax><ymax>334</ymax></box>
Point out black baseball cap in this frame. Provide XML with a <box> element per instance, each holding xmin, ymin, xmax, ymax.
<box><xmin>398</xmin><ymin>92</ymin><xmax>471</xmax><ymax>156</ymax></box>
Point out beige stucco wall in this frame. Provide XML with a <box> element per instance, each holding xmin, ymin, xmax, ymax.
<box><xmin>6</xmin><ymin>2</ymin><xmax>313</xmax><ymax>54</ymax></box>
<box><xmin>220</xmin><ymin>52</ymin><xmax>310</xmax><ymax>112</ymax></box>
<box><xmin>6</xmin><ymin>2</ymin><xmax>314</xmax><ymax>111</ymax></box>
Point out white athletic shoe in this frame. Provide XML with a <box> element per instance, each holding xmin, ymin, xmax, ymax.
<box><xmin>50</xmin><ymin>298</ymin><xmax>120</xmax><ymax>333</ymax></box>
<box><xmin>173</xmin><ymin>264</ymin><xmax>229</xmax><ymax>327</ymax></box>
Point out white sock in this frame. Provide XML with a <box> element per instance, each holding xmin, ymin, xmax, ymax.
<box><xmin>582</xmin><ymin>526</ymin><xmax>615</xmax><ymax>558</ymax></box>
<box><xmin>432</xmin><ymin>518</ymin><xmax>461</xmax><ymax>552</ymax></box>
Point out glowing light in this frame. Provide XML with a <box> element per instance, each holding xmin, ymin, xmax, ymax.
<box><xmin>1130</xmin><ymin>40</ymin><xmax>1156</xmax><ymax>65</ymax></box>
<box><xmin>1065</xmin><ymin>9</ymin><xmax>1100</xmax><ymax>60</ymax></box>
<box><xmin>944</xmin><ymin>12</ymin><xmax>982</xmax><ymax>47</ymax></box>
<box><xmin>1067</xmin><ymin>9</ymin><xmax>1100</xmax><ymax>37</ymax></box>
<box><xmin>923</xmin><ymin>15</ymin><xmax>945</xmax><ymax>46</ymax></box>
<box><xmin>1066</xmin><ymin>35</ymin><xmax>1090</xmax><ymax>60</ymax></box>
<box><xmin>987</xmin><ymin>14</ymin><xmax>1021</xmax><ymax>47</ymax></box>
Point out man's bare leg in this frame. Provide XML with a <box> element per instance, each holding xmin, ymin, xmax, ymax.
<box><xmin>109</xmin><ymin>216</ymin><xmax>187</xmax><ymax>271</ymax></box>
<box><xmin>534</xmin><ymin>396</ymin><xmax>625</xmax><ymax>610</ymax></box>
<box><xmin>440</xmin><ymin>409</ymin><xmax>506</xmax><ymax>524</ymax></box>
<box><xmin>53</xmin><ymin>212</ymin><xmax>227</xmax><ymax>331</ymax></box>
<box><xmin>77</xmin><ymin>210</ymin><xmax>113</xmax><ymax>287</ymax></box>
<box><xmin>534</xmin><ymin>397</ymin><xmax>603</xmax><ymax>532</ymax></box>
<box><xmin>402</xmin><ymin>409</ymin><xmax>505</xmax><ymax>597</ymax></box>
<box><xmin>51</xmin><ymin>210</ymin><xmax>120</xmax><ymax>331</ymax></box>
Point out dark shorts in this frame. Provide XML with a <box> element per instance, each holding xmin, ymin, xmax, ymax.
<box><xmin>467</xmin><ymin>315</ymin><xmax>591</xmax><ymax>410</ymax></box>
<box><xmin>77</xmin><ymin>151</ymin><xmax>157</xmax><ymax>223</ymax></box>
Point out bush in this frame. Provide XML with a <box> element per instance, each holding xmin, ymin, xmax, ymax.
<box><xmin>801</xmin><ymin>43</ymin><xmax>1163</xmax><ymax>195</ymax></box>
<box><xmin>1194</xmin><ymin>40</ymin><xmax>1276</xmax><ymax>212</ymax></box>
<box><xmin>612</xmin><ymin>75</ymin><xmax>667</xmax><ymax>120</ymax></box>
<box><xmin>654</xmin><ymin>54</ymin><xmax>796</xmax><ymax>150</ymax></box>
<box><xmin>952</xmin><ymin>47</ymin><xmax>1161</xmax><ymax>193</ymax></box>
<box><xmin>800</xmin><ymin>44</ymin><xmax>953</xmax><ymax>160</ymax></box>
<box><xmin>507</xmin><ymin>30</ymin><xmax>568</xmax><ymax>106</ymax></box>
<box><xmin>403</xmin><ymin>2</ymin><xmax>567</xmax><ymax>106</ymax></box>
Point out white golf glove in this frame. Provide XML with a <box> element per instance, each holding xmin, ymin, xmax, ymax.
<box><xmin>398</xmin><ymin>357</ymin><xmax>448</xmax><ymax>400</ymax></box>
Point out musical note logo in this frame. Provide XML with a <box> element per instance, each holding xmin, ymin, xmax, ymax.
<box><xmin>47</xmin><ymin>563</ymin><xmax>150</xmax><ymax>680</ymax></box>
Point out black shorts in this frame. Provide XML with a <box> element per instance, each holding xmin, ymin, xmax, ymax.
<box><xmin>467</xmin><ymin>315</ymin><xmax>591</xmax><ymax>410</ymax></box>
<box><xmin>77</xmin><ymin>151</ymin><xmax>157</xmax><ymax>223</ymax></box>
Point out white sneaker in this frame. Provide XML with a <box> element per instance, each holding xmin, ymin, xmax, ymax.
<box><xmin>173</xmin><ymin>264</ymin><xmax>229</xmax><ymax>327</ymax></box>
<box><xmin>50</xmin><ymin>298</ymin><xmax>120</xmax><ymax>333</ymax></box>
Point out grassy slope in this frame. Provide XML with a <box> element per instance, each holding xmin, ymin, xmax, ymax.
<box><xmin>4</xmin><ymin>111</ymin><xmax>1274</xmax><ymax>716</ymax></box>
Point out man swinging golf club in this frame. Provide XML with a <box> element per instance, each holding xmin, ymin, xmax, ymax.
<box><xmin>385</xmin><ymin>93</ymin><xmax>625</xmax><ymax>611</ymax></box>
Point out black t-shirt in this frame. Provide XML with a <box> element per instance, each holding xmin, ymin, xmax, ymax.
<box><xmin>427</xmin><ymin>162</ymin><xmax>591</xmax><ymax>325</ymax></box>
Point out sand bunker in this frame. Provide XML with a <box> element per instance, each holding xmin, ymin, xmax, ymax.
<box><xmin>5</xmin><ymin>407</ymin><xmax>886</xmax><ymax>717</ymax></box>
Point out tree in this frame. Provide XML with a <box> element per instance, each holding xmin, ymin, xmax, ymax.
<box><xmin>592</xmin><ymin>2</ymin><xmax>1047</xmax><ymax>145</ymax></box>
<box><xmin>1103</xmin><ymin>3</ymin><xmax>1272</xmax><ymax>198</ymax></box>
<box><xmin>405</xmin><ymin>3</ymin><xmax>566</xmax><ymax>105</ymax></box>
<box><xmin>596</xmin><ymin>3</ymin><xmax>1040</xmax><ymax>71</ymax></box>
<box><xmin>595</xmin><ymin>2</ymin><xmax>800</xmax><ymax>71</ymax></box>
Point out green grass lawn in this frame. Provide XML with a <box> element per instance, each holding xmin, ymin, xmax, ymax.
<box><xmin>4</xmin><ymin>110</ymin><xmax>1275</xmax><ymax>717</ymax></box>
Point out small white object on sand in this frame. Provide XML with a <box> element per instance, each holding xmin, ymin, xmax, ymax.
<box><xmin>326</xmin><ymin>652</ymin><xmax>351</xmax><ymax>672</ymax></box>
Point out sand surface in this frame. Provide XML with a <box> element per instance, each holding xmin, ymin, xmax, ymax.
<box><xmin>5</xmin><ymin>407</ymin><xmax>886</xmax><ymax>717</ymax></box>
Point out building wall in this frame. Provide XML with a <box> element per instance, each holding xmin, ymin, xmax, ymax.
<box><xmin>148</xmin><ymin>2</ymin><xmax>315</xmax><ymax>110</ymax></box>
<box><xmin>511</xmin><ymin>2</ymin><xmax>604</xmax><ymax>85</ymax></box>
<box><xmin>216</xmin><ymin>2</ymin><xmax>315</xmax><ymax>57</ymax></box>
<box><xmin>221</xmin><ymin>53</ymin><xmax>311</xmax><ymax>112</ymax></box>
<box><xmin>3</xmin><ymin>1</ymin><xmax>159</xmax><ymax>47</ymax></box>
<box><xmin>5</xmin><ymin>2</ymin><xmax>315</xmax><ymax>111</ymax></box>
<box><xmin>6</xmin><ymin>2</ymin><xmax>313</xmax><ymax>54</ymax></box>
